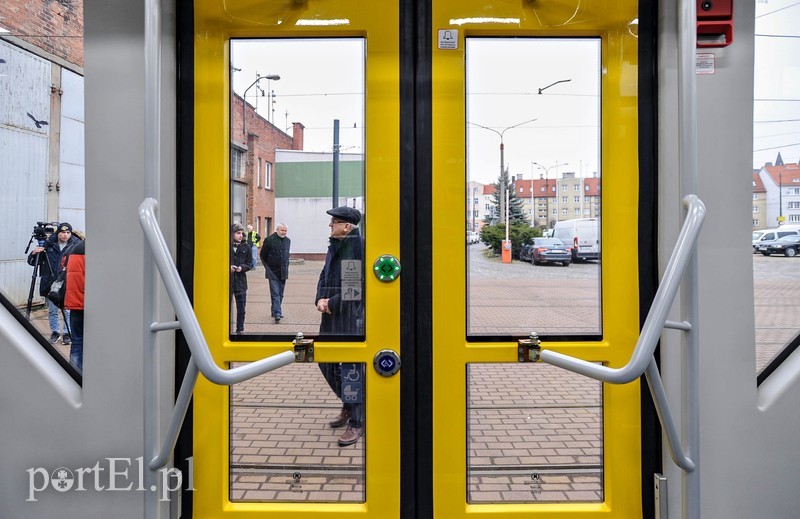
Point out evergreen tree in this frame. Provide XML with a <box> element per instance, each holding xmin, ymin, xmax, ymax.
<box><xmin>485</xmin><ymin>169</ymin><xmax>528</xmax><ymax>225</ymax></box>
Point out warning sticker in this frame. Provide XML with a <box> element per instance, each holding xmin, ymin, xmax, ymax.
<box><xmin>696</xmin><ymin>53</ymin><xmax>715</xmax><ymax>75</ymax></box>
<box><xmin>438</xmin><ymin>29</ymin><xmax>458</xmax><ymax>50</ymax></box>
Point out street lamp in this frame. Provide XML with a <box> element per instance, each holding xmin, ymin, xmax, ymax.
<box><xmin>533</xmin><ymin>161</ymin><xmax>568</xmax><ymax>229</ymax></box>
<box><xmin>538</xmin><ymin>79</ymin><xmax>572</xmax><ymax>95</ymax></box>
<box><xmin>468</xmin><ymin>117</ymin><xmax>537</xmax><ymax>263</ymax></box>
<box><xmin>468</xmin><ymin>117</ymin><xmax>537</xmax><ymax>228</ymax></box>
<box><xmin>243</xmin><ymin>73</ymin><xmax>280</xmax><ymax>136</ymax></box>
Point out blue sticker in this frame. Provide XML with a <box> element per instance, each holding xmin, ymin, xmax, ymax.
<box><xmin>340</xmin><ymin>363</ymin><xmax>363</xmax><ymax>403</ymax></box>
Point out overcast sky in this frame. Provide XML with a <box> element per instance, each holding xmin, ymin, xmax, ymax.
<box><xmin>753</xmin><ymin>0</ymin><xmax>800</xmax><ymax>168</ymax></box>
<box><xmin>231</xmin><ymin>7</ymin><xmax>800</xmax><ymax>180</ymax></box>
<box><xmin>231</xmin><ymin>38</ymin><xmax>365</xmax><ymax>155</ymax></box>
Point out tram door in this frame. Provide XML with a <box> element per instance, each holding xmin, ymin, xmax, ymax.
<box><xmin>191</xmin><ymin>0</ymin><xmax>643</xmax><ymax>518</ymax></box>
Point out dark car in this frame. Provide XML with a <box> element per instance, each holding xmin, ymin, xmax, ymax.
<box><xmin>520</xmin><ymin>237</ymin><xmax>572</xmax><ymax>266</ymax></box>
<box><xmin>760</xmin><ymin>235</ymin><xmax>800</xmax><ymax>257</ymax></box>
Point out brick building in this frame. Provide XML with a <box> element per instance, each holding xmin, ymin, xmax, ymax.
<box><xmin>2</xmin><ymin>0</ymin><xmax>84</xmax><ymax>68</ymax></box>
<box><xmin>230</xmin><ymin>94</ymin><xmax>304</xmax><ymax>238</ymax></box>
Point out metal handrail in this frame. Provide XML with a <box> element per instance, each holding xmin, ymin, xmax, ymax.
<box><xmin>139</xmin><ymin>198</ymin><xmax>295</xmax><ymax>470</ymax></box>
<box><xmin>539</xmin><ymin>194</ymin><xmax>705</xmax><ymax>472</ymax></box>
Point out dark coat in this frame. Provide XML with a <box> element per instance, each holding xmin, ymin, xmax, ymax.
<box><xmin>315</xmin><ymin>228</ymin><xmax>364</xmax><ymax>334</ymax></box>
<box><xmin>230</xmin><ymin>241</ymin><xmax>251</xmax><ymax>293</ymax></box>
<box><xmin>27</xmin><ymin>233</ymin><xmax>81</xmax><ymax>296</ymax></box>
<box><xmin>260</xmin><ymin>233</ymin><xmax>291</xmax><ymax>280</ymax></box>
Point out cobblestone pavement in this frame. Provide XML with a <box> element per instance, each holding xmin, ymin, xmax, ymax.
<box><xmin>20</xmin><ymin>248</ymin><xmax>800</xmax><ymax>503</ymax></box>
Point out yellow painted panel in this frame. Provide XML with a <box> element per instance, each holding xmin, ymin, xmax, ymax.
<box><xmin>431</xmin><ymin>0</ymin><xmax>641</xmax><ymax>517</ymax></box>
<box><xmin>193</xmin><ymin>0</ymin><xmax>400</xmax><ymax>517</ymax></box>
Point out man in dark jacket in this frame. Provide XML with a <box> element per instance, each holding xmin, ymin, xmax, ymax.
<box><xmin>316</xmin><ymin>206</ymin><xmax>365</xmax><ymax>447</ymax></box>
<box><xmin>259</xmin><ymin>223</ymin><xmax>291</xmax><ymax>323</ymax></box>
<box><xmin>27</xmin><ymin>222</ymin><xmax>81</xmax><ymax>345</ymax></box>
<box><xmin>230</xmin><ymin>223</ymin><xmax>252</xmax><ymax>335</ymax></box>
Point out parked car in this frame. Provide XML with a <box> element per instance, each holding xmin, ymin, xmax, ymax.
<box><xmin>466</xmin><ymin>231</ymin><xmax>480</xmax><ymax>244</ymax></box>
<box><xmin>553</xmin><ymin>218</ymin><xmax>599</xmax><ymax>262</ymax></box>
<box><xmin>753</xmin><ymin>228</ymin><xmax>800</xmax><ymax>253</ymax></box>
<box><xmin>520</xmin><ymin>237</ymin><xmax>572</xmax><ymax>266</ymax></box>
<box><xmin>758</xmin><ymin>235</ymin><xmax>800</xmax><ymax>257</ymax></box>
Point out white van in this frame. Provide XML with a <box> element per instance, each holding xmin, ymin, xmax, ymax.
<box><xmin>553</xmin><ymin>218</ymin><xmax>599</xmax><ymax>262</ymax></box>
<box><xmin>752</xmin><ymin>227</ymin><xmax>800</xmax><ymax>253</ymax></box>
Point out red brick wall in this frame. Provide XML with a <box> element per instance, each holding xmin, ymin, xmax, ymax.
<box><xmin>2</xmin><ymin>0</ymin><xmax>84</xmax><ymax>68</ymax></box>
<box><xmin>232</xmin><ymin>94</ymin><xmax>302</xmax><ymax>238</ymax></box>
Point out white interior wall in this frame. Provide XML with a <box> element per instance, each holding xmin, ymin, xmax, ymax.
<box><xmin>659</xmin><ymin>2</ymin><xmax>800</xmax><ymax>518</ymax></box>
<box><xmin>0</xmin><ymin>1</ymin><xmax>177</xmax><ymax>518</ymax></box>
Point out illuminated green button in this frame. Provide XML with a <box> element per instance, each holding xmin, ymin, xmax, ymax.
<box><xmin>373</xmin><ymin>254</ymin><xmax>401</xmax><ymax>282</ymax></box>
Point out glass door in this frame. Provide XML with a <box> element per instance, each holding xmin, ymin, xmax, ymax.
<box><xmin>431</xmin><ymin>0</ymin><xmax>643</xmax><ymax>517</ymax></box>
<box><xmin>192</xmin><ymin>0</ymin><xmax>401</xmax><ymax>517</ymax></box>
<box><xmin>190</xmin><ymin>0</ymin><xmax>645</xmax><ymax>517</ymax></box>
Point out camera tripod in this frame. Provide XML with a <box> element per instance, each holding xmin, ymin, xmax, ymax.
<box><xmin>24</xmin><ymin>235</ymin><xmax>47</xmax><ymax>319</ymax></box>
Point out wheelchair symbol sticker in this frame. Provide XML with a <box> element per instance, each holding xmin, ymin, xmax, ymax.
<box><xmin>340</xmin><ymin>363</ymin><xmax>363</xmax><ymax>403</ymax></box>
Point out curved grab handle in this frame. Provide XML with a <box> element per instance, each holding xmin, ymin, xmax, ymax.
<box><xmin>139</xmin><ymin>198</ymin><xmax>296</xmax><ymax>385</ymax></box>
<box><xmin>540</xmin><ymin>195</ymin><xmax>706</xmax><ymax>383</ymax></box>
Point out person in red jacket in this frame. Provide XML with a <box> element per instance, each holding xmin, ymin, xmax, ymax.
<box><xmin>63</xmin><ymin>240</ymin><xmax>86</xmax><ymax>372</ymax></box>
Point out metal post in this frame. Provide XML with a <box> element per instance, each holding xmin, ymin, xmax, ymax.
<box><xmin>143</xmin><ymin>0</ymin><xmax>162</xmax><ymax>515</ymax></box>
<box><xmin>332</xmin><ymin>119</ymin><xmax>340</xmax><ymax>208</ymax></box>
<box><xmin>678</xmin><ymin>0</ymin><xmax>700</xmax><ymax>516</ymax></box>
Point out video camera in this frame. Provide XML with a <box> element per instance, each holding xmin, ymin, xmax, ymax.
<box><xmin>26</xmin><ymin>222</ymin><xmax>57</xmax><ymax>253</ymax></box>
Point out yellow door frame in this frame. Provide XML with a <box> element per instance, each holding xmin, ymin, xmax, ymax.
<box><xmin>431</xmin><ymin>0</ymin><xmax>642</xmax><ymax>517</ymax></box>
<box><xmin>192</xmin><ymin>1</ymin><xmax>401</xmax><ymax>517</ymax></box>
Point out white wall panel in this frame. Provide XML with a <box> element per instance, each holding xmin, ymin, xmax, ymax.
<box><xmin>59</xmin><ymin>69</ymin><xmax>85</xmax><ymax>233</ymax></box>
<box><xmin>0</xmin><ymin>40</ymin><xmax>51</xmax><ymax>306</ymax></box>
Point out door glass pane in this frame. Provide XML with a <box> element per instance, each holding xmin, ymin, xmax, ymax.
<box><xmin>465</xmin><ymin>38</ymin><xmax>602</xmax><ymax>338</ymax></box>
<box><xmin>467</xmin><ymin>363</ymin><xmax>603</xmax><ymax>503</ymax></box>
<box><xmin>0</xmin><ymin>9</ymin><xmax>86</xmax><ymax>376</ymax></box>
<box><xmin>752</xmin><ymin>1</ymin><xmax>800</xmax><ymax>374</ymax></box>
<box><xmin>230</xmin><ymin>362</ymin><xmax>366</xmax><ymax>502</ymax></box>
<box><xmin>229</xmin><ymin>39</ymin><xmax>365</xmax><ymax>339</ymax></box>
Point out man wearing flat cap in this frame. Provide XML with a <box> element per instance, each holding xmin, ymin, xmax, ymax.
<box><xmin>27</xmin><ymin>222</ymin><xmax>81</xmax><ymax>345</ymax></box>
<box><xmin>316</xmin><ymin>206</ymin><xmax>365</xmax><ymax>447</ymax></box>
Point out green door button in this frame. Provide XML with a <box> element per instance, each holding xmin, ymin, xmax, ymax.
<box><xmin>373</xmin><ymin>254</ymin><xmax>401</xmax><ymax>282</ymax></box>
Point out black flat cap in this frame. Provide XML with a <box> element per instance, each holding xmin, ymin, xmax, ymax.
<box><xmin>326</xmin><ymin>206</ymin><xmax>361</xmax><ymax>225</ymax></box>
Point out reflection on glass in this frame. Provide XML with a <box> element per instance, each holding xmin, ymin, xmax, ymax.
<box><xmin>752</xmin><ymin>4</ymin><xmax>800</xmax><ymax>374</ymax></box>
<box><xmin>467</xmin><ymin>363</ymin><xmax>603</xmax><ymax>503</ymax></box>
<box><xmin>229</xmin><ymin>38</ymin><xmax>365</xmax><ymax>338</ymax></box>
<box><xmin>465</xmin><ymin>38</ymin><xmax>602</xmax><ymax>338</ymax></box>
<box><xmin>230</xmin><ymin>362</ymin><xmax>366</xmax><ymax>502</ymax></box>
<box><xmin>1</xmin><ymin>21</ymin><xmax>86</xmax><ymax>374</ymax></box>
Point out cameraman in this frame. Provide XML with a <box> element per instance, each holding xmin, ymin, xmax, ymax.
<box><xmin>27</xmin><ymin>222</ymin><xmax>81</xmax><ymax>344</ymax></box>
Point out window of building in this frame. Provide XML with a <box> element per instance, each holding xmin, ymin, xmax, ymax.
<box><xmin>574</xmin><ymin>196</ymin><xmax>580</xmax><ymax>203</ymax></box>
<box><xmin>574</xmin><ymin>184</ymin><xmax>580</xmax><ymax>191</ymax></box>
<box><xmin>753</xmin><ymin>206</ymin><xmax>759</xmax><ymax>213</ymax></box>
<box><xmin>790</xmin><ymin>215</ymin><xmax>800</xmax><ymax>223</ymax></box>
<box><xmin>231</xmin><ymin>147</ymin><xmax>245</xmax><ymax>180</ymax></box>
<box><xmin>562</xmin><ymin>196</ymin><xmax>568</xmax><ymax>203</ymax></box>
<box><xmin>257</xmin><ymin>158</ymin><xmax>262</xmax><ymax>188</ymax></box>
<box><xmin>789</xmin><ymin>202</ymin><xmax>800</xmax><ymax>209</ymax></box>
<box><xmin>753</xmin><ymin>219</ymin><xmax>759</xmax><ymax>227</ymax></box>
<box><xmin>265</xmin><ymin>161</ymin><xmax>273</xmax><ymax>189</ymax></box>
<box><xmin>753</xmin><ymin>193</ymin><xmax>758</xmax><ymax>200</ymax></box>
<box><xmin>561</xmin><ymin>184</ymin><xmax>568</xmax><ymax>192</ymax></box>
